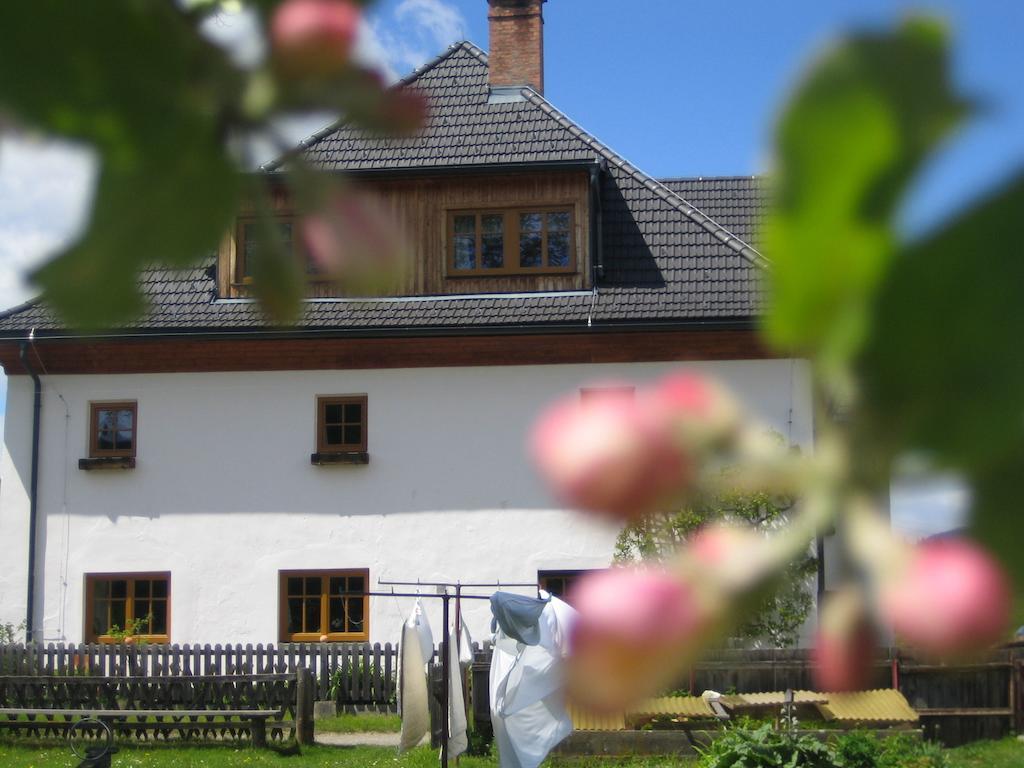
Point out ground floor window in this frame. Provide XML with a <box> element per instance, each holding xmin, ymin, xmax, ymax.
<box><xmin>538</xmin><ymin>569</ymin><xmax>595</xmax><ymax>604</ymax></box>
<box><xmin>85</xmin><ymin>572</ymin><xmax>170</xmax><ymax>643</ymax></box>
<box><xmin>279</xmin><ymin>569</ymin><xmax>369</xmax><ymax>642</ymax></box>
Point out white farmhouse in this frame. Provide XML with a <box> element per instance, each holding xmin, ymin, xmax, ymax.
<box><xmin>0</xmin><ymin>0</ymin><xmax>816</xmax><ymax>647</ymax></box>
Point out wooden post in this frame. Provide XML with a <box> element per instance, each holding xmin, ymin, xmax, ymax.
<box><xmin>295</xmin><ymin>666</ymin><xmax>315</xmax><ymax>746</ymax></box>
<box><xmin>251</xmin><ymin>717</ymin><xmax>268</xmax><ymax>749</ymax></box>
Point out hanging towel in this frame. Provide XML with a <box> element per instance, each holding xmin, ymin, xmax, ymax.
<box><xmin>447</xmin><ymin>624</ymin><xmax>469</xmax><ymax>759</ymax></box>
<box><xmin>409</xmin><ymin>597</ymin><xmax>434</xmax><ymax>662</ymax></box>
<box><xmin>458</xmin><ymin>616</ymin><xmax>474</xmax><ymax>667</ymax></box>
<box><xmin>489</xmin><ymin>594</ymin><xmax>577</xmax><ymax>768</ymax></box>
<box><xmin>398</xmin><ymin>603</ymin><xmax>432</xmax><ymax>752</ymax></box>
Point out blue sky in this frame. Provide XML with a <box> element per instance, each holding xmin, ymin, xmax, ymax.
<box><xmin>0</xmin><ymin>0</ymin><xmax>1020</xmax><ymax>535</ymax></box>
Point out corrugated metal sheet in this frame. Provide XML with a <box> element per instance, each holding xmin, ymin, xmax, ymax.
<box><xmin>569</xmin><ymin>704</ymin><xmax>626</xmax><ymax>732</ymax></box>
<box><xmin>725</xmin><ymin>691</ymin><xmax>828</xmax><ymax>708</ymax></box>
<box><xmin>631</xmin><ymin>696</ymin><xmax>716</xmax><ymax>718</ymax></box>
<box><xmin>817</xmin><ymin>689</ymin><xmax>919</xmax><ymax>724</ymax></box>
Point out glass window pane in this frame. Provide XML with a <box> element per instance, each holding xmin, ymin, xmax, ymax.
<box><xmin>304</xmin><ymin>598</ymin><xmax>320</xmax><ymax>633</ymax></box>
<box><xmin>343</xmin><ymin>403</ymin><xmax>362</xmax><ymax>423</ymax></box>
<box><xmin>519</xmin><ymin>233</ymin><xmax>542</xmax><ymax>268</ymax></box>
<box><xmin>548</xmin><ymin>232</ymin><xmax>570</xmax><ymax>267</ymax></box>
<box><xmin>116</xmin><ymin>409</ymin><xmax>133</xmax><ymax>431</ymax></box>
<box><xmin>97</xmin><ymin>431</ymin><xmax>115</xmax><ymax>450</ymax></box>
<box><xmin>348</xmin><ymin>576</ymin><xmax>365</xmax><ymax>594</ymax></box>
<box><xmin>94</xmin><ymin>581</ymin><xmax>110</xmax><ymax>599</ymax></box>
<box><xmin>329</xmin><ymin>598</ymin><xmax>345</xmax><ymax>632</ymax></box>
<box><xmin>93</xmin><ymin>601</ymin><xmax>110</xmax><ymax>636</ymax></box>
<box><xmin>547</xmin><ymin>211</ymin><xmax>570</xmax><ymax>231</ymax></box>
<box><xmin>305</xmin><ymin>577</ymin><xmax>322</xmax><ymax>595</ymax></box>
<box><xmin>135</xmin><ymin>580</ymin><xmax>150</xmax><ymax>598</ymax></box>
<box><xmin>347</xmin><ymin>598</ymin><xmax>364</xmax><ymax>631</ymax></box>
<box><xmin>454</xmin><ymin>236</ymin><xmax>475</xmax><ymax>270</ymax></box>
<box><xmin>287</xmin><ymin>598</ymin><xmax>303</xmax><ymax>633</ymax></box>
<box><xmin>343</xmin><ymin>425</ymin><xmax>362</xmax><ymax>445</ymax></box>
<box><xmin>453</xmin><ymin>215</ymin><xmax>475</xmax><ymax>235</ymax></box>
<box><xmin>482</xmin><ymin>235</ymin><xmax>503</xmax><ymax>269</ymax></box>
<box><xmin>287</xmin><ymin>577</ymin><xmax>302</xmax><ymax>595</ymax></box>
<box><xmin>329</xmin><ymin>577</ymin><xmax>344</xmax><ymax>595</ymax></box>
<box><xmin>325</xmin><ymin>426</ymin><xmax>343</xmax><ymax>445</ymax></box>
<box><xmin>152</xmin><ymin>580</ymin><xmax>168</xmax><ymax>598</ymax></box>
<box><xmin>324</xmin><ymin>404</ymin><xmax>343</xmax><ymax>423</ymax></box>
<box><xmin>115</xmin><ymin>430</ymin><xmax>133</xmax><ymax>450</ymax></box>
<box><xmin>520</xmin><ymin>213</ymin><xmax>542</xmax><ymax>232</ymax></box>
<box><xmin>110</xmin><ymin>601</ymin><xmax>126</xmax><ymax>630</ymax></box>
<box><xmin>111</xmin><ymin>580</ymin><xmax>128</xmax><ymax>599</ymax></box>
<box><xmin>150</xmin><ymin>603</ymin><xmax>167</xmax><ymax>634</ymax></box>
<box><xmin>97</xmin><ymin>410</ymin><xmax>114</xmax><ymax>431</ymax></box>
<box><xmin>482</xmin><ymin>214</ymin><xmax>503</xmax><ymax>235</ymax></box>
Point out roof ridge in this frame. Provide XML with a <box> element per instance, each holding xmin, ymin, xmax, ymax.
<box><xmin>658</xmin><ymin>175</ymin><xmax>763</xmax><ymax>183</ymax></box>
<box><xmin>519</xmin><ymin>88</ymin><xmax>768</xmax><ymax>269</ymax></box>
<box><xmin>262</xmin><ymin>40</ymin><xmax>485</xmax><ymax>173</ymax></box>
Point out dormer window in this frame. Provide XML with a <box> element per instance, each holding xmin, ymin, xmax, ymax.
<box><xmin>448</xmin><ymin>207</ymin><xmax>575</xmax><ymax>276</ymax></box>
<box><xmin>235</xmin><ymin>215</ymin><xmax>325</xmax><ymax>284</ymax></box>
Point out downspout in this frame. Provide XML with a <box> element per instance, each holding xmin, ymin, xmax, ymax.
<box><xmin>19</xmin><ymin>341</ymin><xmax>41</xmax><ymax>643</ymax></box>
<box><xmin>588</xmin><ymin>160</ymin><xmax>606</xmax><ymax>283</ymax></box>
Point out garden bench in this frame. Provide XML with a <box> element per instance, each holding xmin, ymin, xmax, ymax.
<box><xmin>0</xmin><ymin>707</ymin><xmax>283</xmax><ymax>748</ymax></box>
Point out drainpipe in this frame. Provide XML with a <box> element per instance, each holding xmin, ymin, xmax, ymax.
<box><xmin>588</xmin><ymin>161</ymin><xmax>606</xmax><ymax>283</ymax></box>
<box><xmin>19</xmin><ymin>342</ymin><xmax>41</xmax><ymax>644</ymax></box>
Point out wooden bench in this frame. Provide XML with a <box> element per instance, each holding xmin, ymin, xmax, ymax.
<box><xmin>0</xmin><ymin>707</ymin><xmax>283</xmax><ymax>748</ymax></box>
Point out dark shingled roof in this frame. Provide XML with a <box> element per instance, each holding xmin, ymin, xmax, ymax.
<box><xmin>0</xmin><ymin>42</ymin><xmax>765</xmax><ymax>338</ymax></box>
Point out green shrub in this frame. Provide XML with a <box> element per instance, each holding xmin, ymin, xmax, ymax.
<box><xmin>698</xmin><ymin>723</ymin><xmax>835</xmax><ymax>768</ymax></box>
<box><xmin>833</xmin><ymin>730</ymin><xmax>882</xmax><ymax>768</ymax></box>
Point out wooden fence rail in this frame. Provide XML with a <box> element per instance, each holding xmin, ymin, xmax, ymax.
<box><xmin>0</xmin><ymin>643</ymin><xmax>398</xmax><ymax>709</ymax></box>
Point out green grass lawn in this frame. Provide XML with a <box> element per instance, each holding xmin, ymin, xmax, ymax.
<box><xmin>314</xmin><ymin>711</ymin><xmax>401</xmax><ymax>733</ymax></box>
<box><xmin>0</xmin><ymin>735</ymin><xmax>1019</xmax><ymax>767</ymax></box>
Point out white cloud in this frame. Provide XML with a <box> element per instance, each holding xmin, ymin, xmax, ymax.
<box><xmin>356</xmin><ymin>0</ymin><xmax>467</xmax><ymax>83</ymax></box>
<box><xmin>0</xmin><ymin>135</ymin><xmax>96</xmax><ymax>312</ymax></box>
<box><xmin>890</xmin><ymin>474</ymin><xmax>970</xmax><ymax>540</ymax></box>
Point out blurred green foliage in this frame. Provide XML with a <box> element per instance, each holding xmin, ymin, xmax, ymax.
<box><xmin>762</xmin><ymin>18</ymin><xmax>1024</xmax><ymax>607</ymax></box>
<box><xmin>615</xmin><ymin>488</ymin><xmax>817</xmax><ymax>648</ymax></box>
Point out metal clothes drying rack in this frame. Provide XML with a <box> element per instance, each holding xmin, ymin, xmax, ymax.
<box><xmin>352</xmin><ymin>578</ymin><xmax>538</xmax><ymax>767</ymax></box>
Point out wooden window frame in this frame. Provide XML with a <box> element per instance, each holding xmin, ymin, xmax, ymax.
<box><xmin>84</xmin><ymin>572</ymin><xmax>171</xmax><ymax>644</ymax></box>
<box><xmin>447</xmin><ymin>206</ymin><xmax>577</xmax><ymax>277</ymax></box>
<box><xmin>315</xmin><ymin>395</ymin><xmax>368</xmax><ymax>455</ymax></box>
<box><xmin>234</xmin><ymin>215</ymin><xmax>332</xmax><ymax>287</ymax></box>
<box><xmin>278</xmin><ymin>569</ymin><xmax>370</xmax><ymax>642</ymax></box>
<box><xmin>88</xmin><ymin>401</ymin><xmax>138</xmax><ymax>459</ymax></box>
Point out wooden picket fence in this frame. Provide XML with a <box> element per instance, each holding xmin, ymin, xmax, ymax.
<box><xmin>0</xmin><ymin>642</ymin><xmax>398</xmax><ymax>709</ymax></box>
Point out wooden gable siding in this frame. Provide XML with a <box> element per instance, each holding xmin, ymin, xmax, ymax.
<box><xmin>0</xmin><ymin>330</ymin><xmax>772</xmax><ymax>376</ymax></box>
<box><xmin>220</xmin><ymin>171</ymin><xmax>591</xmax><ymax>299</ymax></box>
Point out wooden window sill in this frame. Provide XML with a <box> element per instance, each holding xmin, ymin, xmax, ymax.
<box><xmin>79</xmin><ymin>457</ymin><xmax>136</xmax><ymax>470</ymax></box>
<box><xmin>310</xmin><ymin>451</ymin><xmax>370</xmax><ymax>466</ymax></box>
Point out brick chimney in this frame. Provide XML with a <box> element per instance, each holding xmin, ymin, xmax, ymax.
<box><xmin>487</xmin><ymin>0</ymin><xmax>545</xmax><ymax>95</ymax></box>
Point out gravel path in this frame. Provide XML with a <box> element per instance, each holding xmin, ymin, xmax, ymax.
<box><xmin>316</xmin><ymin>731</ymin><xmax>428</xmax><ymax>747</ymax></box>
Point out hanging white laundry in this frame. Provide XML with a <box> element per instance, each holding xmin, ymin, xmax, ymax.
<box><xmin>447</xmin><ymin>625</ymin><xmax>469</xmax><ymax>759</ymax></box>
<box><xmin>458</xmin><ymin>616</ymin><xmax>474</xmax><ymax>667</ymax></box>
<box><xmin>398</xmin><ymin>601</ymin><xmax>433</xmax><ymax>752</ymax></box>
<box><xmin>489</xmin><ymin>594</ymin><xmax>577</xmax><ymax>768</ymax></box>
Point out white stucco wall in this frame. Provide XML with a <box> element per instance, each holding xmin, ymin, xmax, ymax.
<box><xmin>0</xmin><ymin>358</ymin><xmax>813</xmax><ymax>646</ymax></box>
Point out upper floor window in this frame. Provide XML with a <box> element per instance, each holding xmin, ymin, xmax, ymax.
<box><xmin>89</xmin><ymin>401</ymin><xmax>137</xmax><ymax>459</ymax></box>
<box><xmin>85</xmin><ymin>572</ymin><xmax>170</xmax><ymax>643</ymax></box>
<box><xmin>235</xmin><ymin>216</ymin><xmax>324</xmax><ymax>284</ymax></box>
<box><xmin>448</xmin><ymin>207</ymin><xmax>575</xmax><ymax>276</ymax></box>
<box><xmin>316</xmin><ymin>395</ymin><xmax>368</xmax><ymax>454</ymax></box>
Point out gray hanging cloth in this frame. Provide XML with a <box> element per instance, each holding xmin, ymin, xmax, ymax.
<box><xmin>489</xmin><ymin>591</ymin><xmax>550</xmax><ymax>645</ymax></box>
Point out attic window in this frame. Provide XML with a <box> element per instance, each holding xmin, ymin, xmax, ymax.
<box><xmin>448</xmin><ymin>207</ymin><xmax>575</xmax><ymax>276</ymax></box>
<box><xmin>235</xmin><ymin>215</ymin><xmax>325</xmax><ymax>284</ymax></box>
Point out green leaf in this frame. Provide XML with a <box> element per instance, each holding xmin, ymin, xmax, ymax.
<box><xmin>761</xmin><ymin>17</ymin><xmax>968</xmax><ymax>380</ymax></box>
<box><xmin>0</xmin><ymin>1</ymin><xmax>242</xmax><ymax>328</ymax></box>
<box><xmin>857</xmin><ymin>173</ymin><xmax>1024</xmax><ymax>598</ymax></box>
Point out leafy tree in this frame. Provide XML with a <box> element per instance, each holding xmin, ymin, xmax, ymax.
<box><xmin>614</xmin><ymin>487</ymin><xmax>816</xmax><ymax>648</ymax></box>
